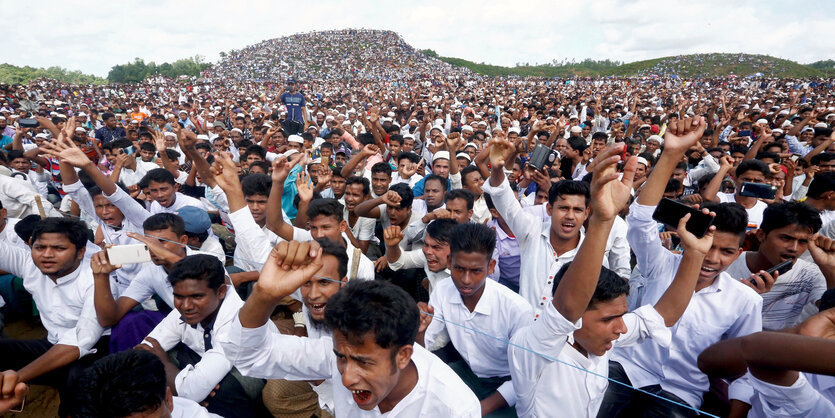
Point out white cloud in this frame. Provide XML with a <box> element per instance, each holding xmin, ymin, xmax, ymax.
<box><xmin>2</xmin><ymin>0</ymin><xmax>833</xmax><ymax>77</ymax></box>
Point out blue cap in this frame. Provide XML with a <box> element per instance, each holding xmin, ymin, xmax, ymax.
<box><xmin>177</xmin><ymin>206</ymin><xmax>211</xmax><ymax>234</ymax></box>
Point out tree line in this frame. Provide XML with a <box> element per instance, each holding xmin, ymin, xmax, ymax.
<box><xmin>106</xmin><ymin>56</ymin><xmax>211</xmax><ymax>83</ymax></box>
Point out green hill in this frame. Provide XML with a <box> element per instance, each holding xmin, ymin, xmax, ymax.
<box><xmin>426</xmin><ymin>51</ymin><xmax>828</xmax><ymax>78</ymax></box>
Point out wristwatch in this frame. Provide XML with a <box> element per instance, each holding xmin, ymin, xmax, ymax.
<box><xmin>292</xmin><ymin>311</ymin><xmax>306</xmax><ymax>328</ymax></box>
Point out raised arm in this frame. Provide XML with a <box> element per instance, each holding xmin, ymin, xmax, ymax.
<box><xmin>265</xmin><ymin>156</ymin><xmax>301</xmax><ymax>241</ymax></box>
<box><xmin>340</xmin><ymin>144</ymin><xmax>377</xmax><ymax>178</ymax></box>
<box><xmin>637</xmin><ymin>116</ymin><xmax>707</xmax><ymax>206</ymax></box>
<box><xmin>653</xmin><ymin>212</ymin><xmax>714</xmax><ymax>326</ymax></box>
<box><xmin>552</xmin><ymin>144</ymin><xmax>636</xmax><ymax>322</ymax></box>
<box><xmin>701</xmin><ymin>155</ymin><xmax>734</xmax><ymax>203</ymax></box>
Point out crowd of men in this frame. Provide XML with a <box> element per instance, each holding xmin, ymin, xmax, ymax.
<box><xmin>0</xmin><ymin>66</ymin><xmax>835</xmax><ymax>418</ymax></box>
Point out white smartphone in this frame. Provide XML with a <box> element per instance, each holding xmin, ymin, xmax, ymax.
<box><xmin>107</xmin><ymin>244</ymin><xmax>152</xmax><ymax>265</ymax></box>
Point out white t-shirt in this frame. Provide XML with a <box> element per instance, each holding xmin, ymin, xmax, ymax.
<box><xmin>717</xmin><ymin>192</ymin><xmax>767</xmax><ymax>229</ymax></box>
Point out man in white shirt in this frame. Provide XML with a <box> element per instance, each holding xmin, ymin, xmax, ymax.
<box><xmin>482</xmin><ymin>132</ymin><xmax>591</xmax><ymax>316</ymax></box>
<box><xmin>72</xmin><ymin>350</ymin><xmax>221</xmax><ymax>417</ymax></box>
<box><xmin>144</xmin><ymin>168</ymin><xmax>207</xmax><ymax>214</ymax></box>
<box><xmin>509</xmin><ymin>142</ymin><xmax>711</xmax><ymax>418</ymax></box>
<box><xmin>0</xmin><ymin>217</ymin><xmax>108</xmax><ymax>416</ymax></box>
<box><xmin>601</xmin><ymin>117</ymin><xmax>763</xmax><ymax>416</ymax></box>
<box><xmin>418</xmin><ymin>223</ymin><xmax>532</xmax><ymax>417</ymax></box>
<box><xmin>390</xmin><ymin>151</ymin><xmax>423</xmax><ymax>188</ymax></box>
<box><xmin>385</xmin><ymin>218</ymin><xmax>458</xmax><ymax>293</ymax></box>
<box><xmin>461</xmin><ymin>165</ymin><xmax>491</xmax><ymax>224</ymax></box>
<box><xmin>46</xmin><ymin>137</ymin><xmax>151</xmax><ymax>295</ymax></box>
<box><xmin>221</xmin><ymin>240</ymin><xmax>481</xmax><ymax>417</ymax></box>
<box><xmin>703</xmin><ymin>158</ymin><xmax>771</xmax><ymax>230</ymax></box>
<box><xmin>135</xmin><ymin>254</ymin><xmax>265</xmax><ymax>417</ymax></box>
<box><xmin>177</xmin><ymin>206</ymin><xmax>225</xmax><ymax>264</ymax></box>
<box><xmin>92</xmin><ymin>213</ymin><xmax>193</xmax><ymax>351</ymax></box>
<box><xmin>342</xmin><ymin>176</ymin><xmax>376</xmax><ymax>253</ymax></box>
<box><xmin>725</xmin><ymin>201</ymin><xmax>826</xmax><ymax>330</ymax></box>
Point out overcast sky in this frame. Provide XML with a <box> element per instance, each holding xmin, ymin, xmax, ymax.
<box><xmin>5</xmin><ymin>0</ymin><xmax>834</xmax><ymax>77</ymax></box>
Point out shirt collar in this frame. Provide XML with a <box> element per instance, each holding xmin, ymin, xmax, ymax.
<box><xmin>53</xmin><ymin>263</ymin><xmax>83</xmax><ymax>285</ymax></box>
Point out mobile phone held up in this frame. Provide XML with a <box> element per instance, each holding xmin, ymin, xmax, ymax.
<box><xmin>528</xmin><ymin>144</ymin><xmax>559</xmax><ymax>170</ymax></box>
<box><xmin>652</xmin><ymin>198</ymin><xmax>714</xmax><ymax>238</ymax></box>
<box><xmin>107</xmin><ymin>244</ymin><xmax>152</xmax><ymax>265</ymax></box>
<box><xmin>19</xmin><ymin>118</ymin><xmax>39</xmax><ymax>128</ymax></box>
<box><xmin>738</xmin><ymin>182</ymin><xmax>778</xmax><ymax>200</ymax></box>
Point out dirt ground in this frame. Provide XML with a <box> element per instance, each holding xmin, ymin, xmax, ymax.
<box><xmin>1</xmin><ymin>318</ymin><xmax>60</xmax><ymax>418</ymax></box>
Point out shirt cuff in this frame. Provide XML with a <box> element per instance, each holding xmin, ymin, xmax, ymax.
<box><xmin>481</xmin><ymin>176</ymin><xmax>510</xmax><ymax>195</ymax></box>
<box><xmin>496</xmin><ymin>380</ymin><xmax>517</xmax><ymax>407</ymax></box>
<box><xmin>728</xmin><ymin>373</ymin><xmax>755</xmax><ymax>404</ymax></box>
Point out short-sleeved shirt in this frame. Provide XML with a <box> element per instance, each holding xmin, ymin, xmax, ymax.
<box><xmin>280</xmin><ymin>92</ymin><xmax>306</xmax><ymax>122</ymax></box>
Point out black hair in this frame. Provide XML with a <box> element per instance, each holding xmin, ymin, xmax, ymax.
<box><xmin>810</xmin><ymin>152</ymin><xmax>835</xmax><ymax>166</ymax></box>
<box><xmin>245</xmin><ymin>144</ymin><xmax>266</xmax><ymax>160</ymax></box>
<box><xmin>665</xmin><ymin>178</ymin><xmax>683</xmax><ymax>194</ymax></box>
<box><xmin>7</xmin><ymin>149</ymin><xmax>25</xmax><ymax>161</ymax></box>
<box><xmin>345</xmin><ymin>176</ymin><xmax>370</xmax><ymax>196</ymax></box>
<box><xmin>702</xmin><ymin>202</ymin><xmax>748</xmax><ymax>242</ymax></box>
<box><xmin>249</xmin><ymin>160</ymin><xmax>271</xmax><ymax>173</ymax></box>
<box><xmin>306</xmin><ymin>198</ymin><xmax>345</xmax><ymax>222</ymax></box>
<box><xmin>449</xmin><ymin>222</ymin><xmax>496</xmax><ymax>258</ymax></box>
<box><xmin>730</xmin><ymin>145</ymin><xmax>749</xmax><ymax>155</ymax></box>
<box><xmin>445</xmin><ymin>188</ymin><xmax>475</xmax><ymax>210</ymax></box>
<box><xmin>101</xmin><ymin>112</ymin><xmax>115</xmax><ymax>121</ymax></box>
<box><xmin>139</xmin><ymin>142</ymin><xmax>156</xmax><ymax>153</ymax></box>
<box><xmin>320</xmin><ymin>142</ymin><xmax>334</xmax><ymax>151</ymax></box>
<box><xmin>194</xmin><ymin>142</ymin><xmax>212</xmax><ymax>152</ymax></box>
<box><xmin>552</xmin><ymin>263</ymin><xmax>629</xmax><ymax>309</ymax></box>
<box><xmin>357</xmin><ymin>133</ymin><xmax>376</xmax><ymax>146</ymax></box>
<box><xmin>14</xmin><ymin>214</ymin><xmax>41</xmax><ymax>243</ymax></box>
<box><xmin>389</xmin><ymin>135</ymin><xmax>404</xmax><ymax>145</ymax></box>
<box><xmin>460</xmin><ymin>166</ymin><xmax>482</xmax><ymax>187</ymax></box>
<box><xmin>548</xmin><ymin>180</ymin><xmax>590</xmax><ymax>206</ymax></box>
<box><xmin>142</xmin><ymin>213</ymin><xmax>185</xmax><ymax>236</ymax></box>
<box><xmin>241</xmin><ymin>173</ymin><xmax>271</xmax><ymax>197</ymax></box>
<box><xmin>591</xmin><ymin>132</ymin><xmax>608</xmax><ymax>142</ymax></box>
<box><xmin>167</xmin><ymin>254</ymin><xmax>226</xmax><ymax>290</ymax></box>
<box><xmin>316</xmin><ymin>237</ymin><xmax>349</xmax><ymax>279</ymax></box>
<box><xmin>388</xmin><ymin>183</ymin><xmax>414</xmax><ymax>209</ymax></box>
<box><xmin>425</xmin><ymin>218</ymin><xmax>457</xmax><ymax>244</ymax></box>
<box><xmin>324</xmin><ymin>280</ymin><xmax>419</xmax><ymax>352</ymax></box>
<box><xmin>735</xmin><ymin>159</ymin><xmax>770</xmax><ymax>178</ymax></box>
<box><xmin>397</xmin><ymin>151</ymin><xmax>420</xmax><ymax>164</ymax></box>
<box><xmin>162</xmin><ymin>149</ymin><xmax>180</xmax><ymax>161</ymax></box>
<box><xmin>423</xmin><ymin>174</ymin><xmax>448</xmax><ymax>190</ymax></box>
<box><xmin>142</xmin><ymin>168</ymin><xmax>176</xmax><ymax>186</ymax></box>
<box><xmin>567</xmin><ymin>136</ymin><xmax>588</xmax><ymax>152</ymax></box>
<box><xmin>31</xmin><ymin>217</ymin><xmax>89</xmax><ymax>252</ymax></box>
<box><xmin>371</xmin><ymin>162</ymin><xmax>393</xmax><ymax>176</ymax></box>
<box><xmin>808</xmin><ymin>172</ymin><xmax>835</xmax><ymax>199</ymax></box>
<box><xmin>74</xmin><ymin>350</ymin><xmax>167</xmax><ymax>418</ymax></box>
<box><xmin>754</xmin><ymin>151</ymin><xmax>780</xmax><ymax>163</ymax></box>
<box><xmin>760</xmin><ymin>201</ymin><xmax>822</xmax><ymax>236</ymax></box>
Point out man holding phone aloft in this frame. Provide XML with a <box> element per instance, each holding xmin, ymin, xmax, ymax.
<box><xmin>598</xmin><ymin>117</ymin><xmax>763</xmax><ymax>417</ymax></box>
<box><xmin>725</xmin><ymin>201</ymin><xmax>825</xmax><ymax>330</ymax></box>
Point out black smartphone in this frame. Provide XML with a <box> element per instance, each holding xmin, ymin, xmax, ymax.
<box><xmin>738</xmin><ymin>129</ymin><xmax>752</xmax><ymax>137</ymax></box>
<box><xmin>738</xmin><ymin>182</ymin><xmax>777</xmax><ymax>200</ymax></box>
<box><xmin>766</xmin><ymin>259</ymin><xmax>793</xmax><ymax>276</ymax></box>
<box><xmin>19</xmin><ymin>118</ymin><xmax>39</xmax><ymax>128</ymax></box>
<box><xmin>652</xmin><ymin>198</ymin><xmax>714</xmax><ymax>238</ymax></box>
<box><xmin>751</xmin><ymin>259</ymin><xmax>793</xmax><ymax>285</ymax></box>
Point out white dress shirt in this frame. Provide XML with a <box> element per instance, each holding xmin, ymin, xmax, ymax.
<box><xmin>150</xmin><ymin>192</ymin><xmax>207</xmax><ymax>214</ymax></box>
<box><xmin>471</xmin><ymin>195</ymin><xmax>492</xmax><ymax>225</ymax></box>
<box><xmin>729</xmin><ymin>372</ymin><xmax>835</xmax><ymax>418</ymax></box>
<box><xmin>292</xmin><ymin>227</ymin><xmax>376</xmax><ymax>281</ymax></box>
<box><xmin>481</xmin><ymin>176</ymin><xmax>583</xmax><ymax>317</ymax></box>
<box><xmin>389</xmin><ymin>248</ymin><xmax>450</xmax><ymax>293</ymax></box>
<box><xmin>424</xmin><ymin>278</ymin><xmax>532</xmax><ymax>406</ymax></box>
<box><xmin>172</xmin><ymin>395</ymin><xmax>223</xmax><ymax>418</ymax></box>
<box><xmin>221</xmin><ymin>318</ymin><xmax>481</xmax><ymax>417</ymax></box>
<box><xmin>145</xmin><ymin>286</ymin><xmax>243</xmax><ymax>402</ymax></box>
<box><xmin>120</xmin><ymin>248</ymin><xmax>208</xmax><ymax>309</ymax></box>
<box><xmin>227</xmin><ymin>206</ymin><xmax>283</xmax><ymax>272</ymax></box>
<box><xmin>509</xmin><ymin>302</ymin><xmax>670</xmax><ymax>418</ymax></box>
<box><xmin>612</xmin><ymin>202</ymin><xmax>763</xmax><ymax>408</ymax></box>
<box><xmin>0</xmin><ymin>245</ymin><xmax>105</xmax><ymax>357</ymax></box>
<box><xmin>717</xmin><ymin>193</ymin><xmax>767</xmax><ymax>229</ymax></box>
